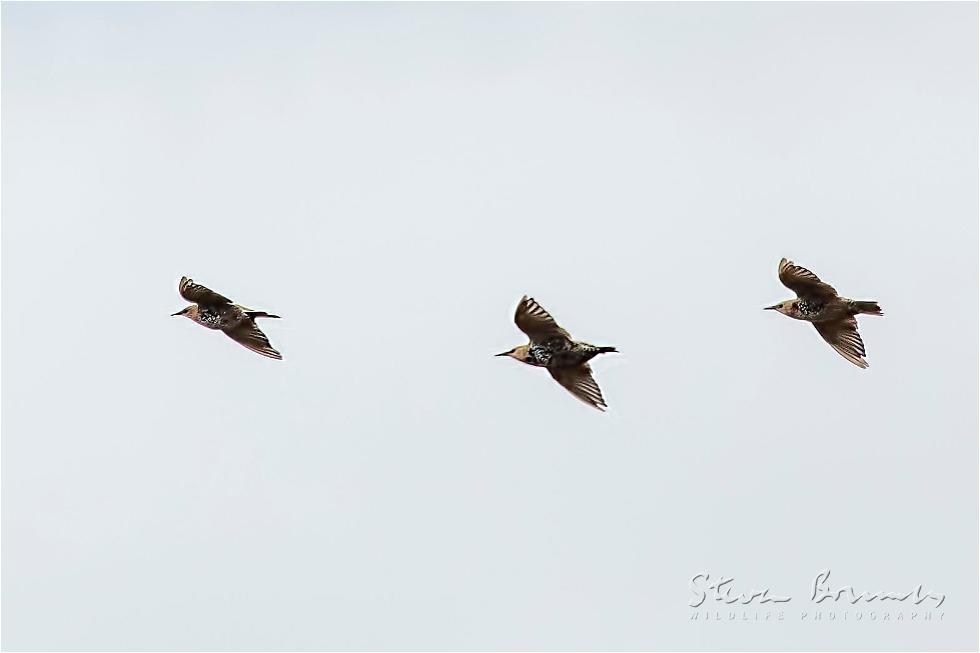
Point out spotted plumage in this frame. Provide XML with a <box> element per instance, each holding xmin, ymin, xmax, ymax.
<box><xmin>195</xmin><ymin>306</ymin><xmax>225</xmax><ymax>329</ymax></box>
<box><xmin>496</xmin><ymin>296</ymin><xmax>618</xmax><ymax>410</ymax></box>
<box><xmin>766</xmin><ymin>258</ymin><xmax>882</xmax><ymax>368</ymax></box>
<box><xmin>528</xmin><ymin>344</ymin><xmax>554</xmax><ymax>366</ymax></box>
<box><xmin>796</xmin><ymin>298</ymin><xmax>823</xmax><ymax>318</ymax></box>
<box><xmin>172</xmin><ymin>276</ymin><xmax>283</xmax><ymax>360</ymax></box>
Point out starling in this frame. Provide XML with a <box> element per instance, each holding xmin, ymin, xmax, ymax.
<box><xmin>172</xmin><ymin>276</ymin><xmax>283</xmax><ymax>359</ymax></box>
<box><xmin>496</xmin><ymin>295</ymin><xmax>618</xmax><ymax>411</ymax></box>
<box><xmin>766</xmin><ymin>258</ymin><xmax>882</xmax><ymax>368</ymax></box>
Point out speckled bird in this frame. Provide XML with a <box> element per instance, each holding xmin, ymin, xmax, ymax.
<box><xmin>496</xmin><ymin>295</ymin><xmax>618</xmax><ymax>410</ymax></box>
<box><xmin>766</xmin><ymin>258</ymin><xmax>882</xmax><ymax>368</ymax></box>
<box><xmin>172</xmin><ymin>276</ymin><xmax>283</xmax><ymax>360</ymax></box>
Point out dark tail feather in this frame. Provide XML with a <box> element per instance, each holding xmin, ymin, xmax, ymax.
<box><xmin>598</xmin><ymin>346</ymin><xmax>618</xmax><ymax>354</ymax></box>
<box><xmin>854</xmin><ymin>301</ymin><xmax>882</xmax><ymax>316</ymax></box>
<box><xmin>246</xmin><ymin>311</ymin><xmax>281</xmax><ymax>319</ymax></box>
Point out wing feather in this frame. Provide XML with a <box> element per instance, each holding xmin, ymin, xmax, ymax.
<box><xmin>223</xmin><ymin>319</ymin><xmax>282</xmax><ymax>360</ymax></box>
<box><xmin>778</xmin><ymin>259</ymin><xmax>838</xmax><ymax>301</ymax></box>
<box><xmin>179</xmin><ymin>277</ymin><xmax>232</xmax><ymax>306</ymax></box>
<box><xmin>548</xmin><ymin>363</ymin><xmax>608</xmax><ymax>411</ymax></box>
<box><xmin>514</xmin><ymin>296</ymin><xmax>572</xmax><ymax>344</ymax></box>
<box><xmin>813</xmin><ymin>317</ymin><xmax>869</xmax><ymax>368</ymax></box>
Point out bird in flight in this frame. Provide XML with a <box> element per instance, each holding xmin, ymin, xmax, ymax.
<box><xmin>496</xmin><ymin>295</ymin><xmax>618</xmax><ymax>410</ymax></box>
<box><xmin>172</xmin><ymin>277</ymin><xmax>283</xmax><ymax>359</ymax></box>
<box><xmin>766</xmin><ymin>258</ymin><xmax>882</xmax><ymax>368</ymax></box>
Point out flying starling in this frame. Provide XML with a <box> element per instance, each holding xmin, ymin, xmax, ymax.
<box><xmin>766</xmin><ymin>258</ymin><xmax>882</xmax><ymax>368</ymax></box>
<box><xmin>496</xmin><ymin>295</ymin><xmax>618</xmax><ymax>411</ymax></box>
<box><xmin>172</xmin><ymin>276</ymin><xmax>283</xmax><ymax>359</ymax></box>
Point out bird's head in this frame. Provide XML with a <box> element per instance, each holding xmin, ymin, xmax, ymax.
<box><xmin>495</xmin><ymin>344</ymin><xmax>531</xmax><ymax>364</ymax></box>
<box><xmin>764</xmin><ymin>300</ymin><xmax>794</xmax><ymax>316</ymax></box>
<box><xmin>171</xmin><ymin>305</ymin><xmax>196</xmax><ymax>319</ymax></box>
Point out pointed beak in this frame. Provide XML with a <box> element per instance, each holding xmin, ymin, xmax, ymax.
<box><xmin>494</xmin><ymin>351</ymin><xmax>510</xmax><ymax>357</ymax></box>
<box><xmin>171</xmin><ymin>311</ymin><xmax>183</xmax><ymax>316</ymax></box>
<box><xmin>764</xmin><ymin>304</ymin><xmax>779</xmax><ymax>311</ymax></box>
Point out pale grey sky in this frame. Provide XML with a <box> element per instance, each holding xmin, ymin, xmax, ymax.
<box><xmin>2</xmin><ymin>2</ymin><xmax>977</xmax><ymax>651</ymax></box>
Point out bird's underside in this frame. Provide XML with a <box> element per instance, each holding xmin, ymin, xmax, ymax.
<box><xmin>526</xmin><ymin>339</ymin><xmax>602</xmax><ymax>368</ymax></box>
<box><xmin>176</xmin><ymin>276</ymin><xmax>283</xmax><ymax>360</ymax></box>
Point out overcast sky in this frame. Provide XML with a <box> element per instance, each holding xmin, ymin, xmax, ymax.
<box><xmin>2</xmin><ymin>2</ymin><xmax>977</xmax><ymax>651</ymax></box>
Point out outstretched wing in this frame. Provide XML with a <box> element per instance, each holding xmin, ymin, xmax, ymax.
<box><xmin>548</xmin><ymin>363</ymin><xmax>608</xmax><ymax>411</ymax></box>
<box><xmin>514</xmin><ymin>296</ymin><xmax>571</xmax><ymax>344</ymax></box>
<box><xmin>223</xmin><ymin>319</ymin><xmax>282</xmax><ymax>360</ymax></box>
<box><xmin>813</xmin><ymin>317</ymin><xmax>868</xmax><ymax>369</ymax></box>
<box><xmin>778</xmin><ymin>258</ymin><xmax>838</xmax><ymax>301</ymax></box>
<box><xmin>179</xmin><ymin>277</ymin><xmax>232</xmax><ymax>306</ymax></box>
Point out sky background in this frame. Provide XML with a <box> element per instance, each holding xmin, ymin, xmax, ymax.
<box><xmin>2</xmin><ymin>2</ymin><xmax>977</xmax><ymax>651</ymax></box>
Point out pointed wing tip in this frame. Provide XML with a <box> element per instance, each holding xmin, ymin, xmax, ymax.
<box><xmin>585</xmin><ymin>395</ymin><xmax>609</xmax><ymax>411</ymax></box>
<box><xmin>837</xmin><ymin>349</ymin><xmax>869</xmax><ymax>368</ymax></box>
<box><xmin>837</xmin><ymin>348</ymin><xmax>869</xmax><ymax>369</ymax></box>
<box><xmin>572</xmin><ymin>393</ymin><xmax>608</xmax><ymax>412</ymax></box>
<box><xmin>256</xmin><ymin>349</ymin><xmax>283</xmax><ymax>360</ymax></box>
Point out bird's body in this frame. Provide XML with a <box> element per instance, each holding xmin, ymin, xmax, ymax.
<box><xmin>767</xmin><ymin>258</ymin><xmax>882</xmax><ymax>368</ymax></box>
<box><xmin>773</xmin><ymin>296</ymin><xmax>876</xmax><ymax>323</ymax></box>
<box><xmin>519</xmin><ymin>340</ymin><xmax>616</xmax><ymax>369</ymax></box>
<box><xmin>497</xmin><ymin>296</ymin><xmax>617</xmax><ymax>410</ymax></box>
<box><xmin>183</xmin><ymin>304</ymin><xmax>235</xmax><ymax>330</ymax></box>
<box><xmin>172</xmin><ymin>277</ymin><xmax>283</xmax><ymax>359</ymax></box>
